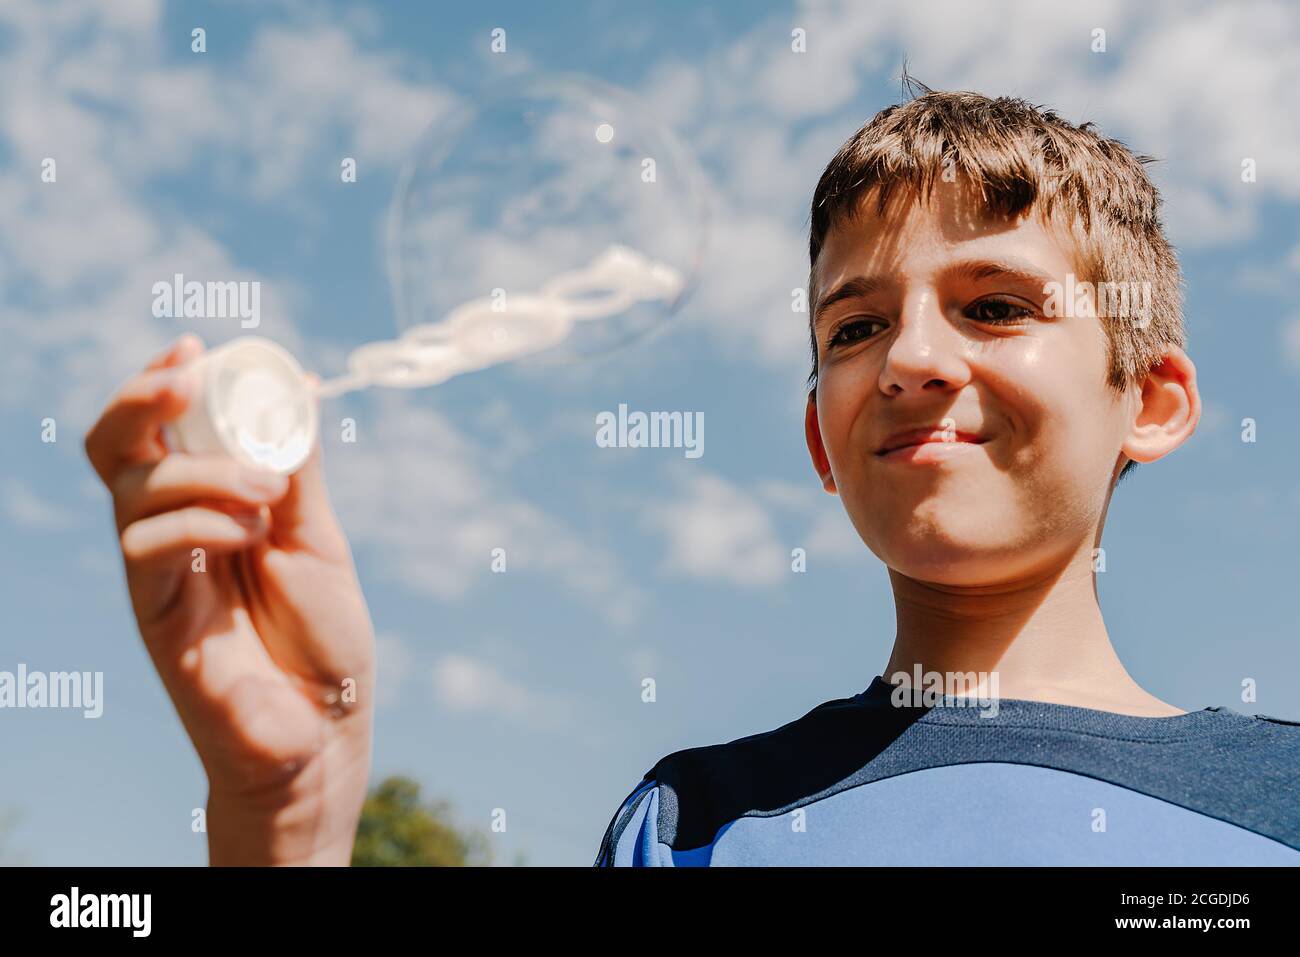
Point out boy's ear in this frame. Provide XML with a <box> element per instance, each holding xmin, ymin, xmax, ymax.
<box><xmin>804</xmin><ymin>393</ymin><xmax>838</xmax><ymax>494</ymax></box>
<box><xmin>1121</xmin><ymin>344</ymin><xmax>1202</xmax><ymax>466</ymax></box>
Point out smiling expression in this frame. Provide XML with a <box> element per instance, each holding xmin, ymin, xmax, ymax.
<box><xmin>804</xmin><ymin>177</ymin><xmax>1152</xmax><ymax>585</ymax></box>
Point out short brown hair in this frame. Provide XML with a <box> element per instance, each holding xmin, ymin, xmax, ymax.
<box><xmin>806</xmin><ymin>78</ymin><xmax>1185</xmax><ymax>484</ymax></box>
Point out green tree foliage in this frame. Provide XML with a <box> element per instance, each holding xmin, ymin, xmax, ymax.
<box><xmin>352</xmin><ymin>776</ymin><xmax>493</xmax><ymax>867</ymax></box>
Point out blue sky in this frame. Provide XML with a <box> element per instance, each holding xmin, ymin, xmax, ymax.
<box><xmin>1</xmin><ymin>0</ymin><xmax>1298</xmax><ymax>866</ymax></box>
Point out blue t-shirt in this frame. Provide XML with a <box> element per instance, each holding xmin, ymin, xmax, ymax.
<box><xmin>595</xmin><ymin>676</ymin><xmax>1300</xmax><ymax>866</ymax></box>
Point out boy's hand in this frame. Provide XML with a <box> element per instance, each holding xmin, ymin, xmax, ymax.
<box><xmin>85</xmin><ymin>334</ymin><xmax>376</xmax><ymax>865</ymax></box>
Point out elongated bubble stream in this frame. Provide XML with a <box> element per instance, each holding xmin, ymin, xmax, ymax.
<box><xmin>315</xmin><ymin>243</ymin><xmax>683</xmax><ymax>399</ymax></box>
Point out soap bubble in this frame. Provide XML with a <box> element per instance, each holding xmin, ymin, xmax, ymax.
<box><xmin>385</xmin><ymin>72</ymin><xmax>710</xmax><ymax>375</ymax></box>
<box><xmin>175</xmin><ymin>77</ymin><xmax>712</xmax><ymax>471</ymax></box>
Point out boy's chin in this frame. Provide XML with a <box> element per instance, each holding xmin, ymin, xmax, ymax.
<box><xmin>883</xmin><ymin>552</ymin><xmax>1028</xmax><ymax>587</ymax></box>
<box><xmin>865</xmin><ymin>527</ymin><xmax>1041</xmax><ymax>587</ymax></box>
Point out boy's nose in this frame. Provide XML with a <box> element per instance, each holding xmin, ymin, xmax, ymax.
<box><xmin>877</xmin><ymin>290</ymin><xmax>971</xmax><ymax>396</ymax></box>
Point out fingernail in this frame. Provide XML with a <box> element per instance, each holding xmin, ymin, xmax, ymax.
<box><xmin>159</xmin><ymin>334</ymin><xmax>194</xmax><ymax>361</ymax></box>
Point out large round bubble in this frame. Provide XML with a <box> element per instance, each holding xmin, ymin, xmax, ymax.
<box><xmin>386</xmin><ymin>72</ymin><xmax>710</xmax><ymax>371</ymax></box>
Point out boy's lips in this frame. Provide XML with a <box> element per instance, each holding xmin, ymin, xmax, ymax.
<box><xmin>875</xmin><ymin>427</ymin><xmax>988</xmax><ymax>457</ymax></box>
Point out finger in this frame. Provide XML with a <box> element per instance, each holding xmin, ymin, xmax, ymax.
<box><xmin>267</xmin><ymin>440</ymin><xmax>349</xmax><ymax>560</ymax></box>
<box><xmin>85</xmin><ymin>365</ymin><xmax>200</xmax><ymax>484</ymax></box>
<box><xmin>113</xmin><ymin>454</ymin><xmax>290</xmax><ymax>528</ymax></box>
<box><xmin>146</xmin><ymin>333</ymin><xmax>205</xmax><ymax>372</ymax></box>
<box><xmin>87</xmin><ymin>337</ymin><xmax>207</xmax><ymax>482</ymax></box>
<box><xmin>120</xmin><ymin>504</ymin><xmax>270</xmax><ymax>565</ymax></box>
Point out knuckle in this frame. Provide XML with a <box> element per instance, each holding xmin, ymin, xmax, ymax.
<box><xmin>119</xmin><ymin>523</ymin><xmax>144</xmax><ymax>561</ymax></box>
<box><xmin>110</xmin><ymin>463</ymin><xmax>141</xmax><ymax>499</ymax></box>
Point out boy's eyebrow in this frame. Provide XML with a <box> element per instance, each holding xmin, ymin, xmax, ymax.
<box><xmin>813</xmin><ymin>275</ymin><xmax>892</xmax><ymax>329</ymax></box>
<box><xmin>946</xmin><ymin>258</ymin><xmax>1058</xmax><ymax>292</ymax></box>
<box><xmin>814</xmin><ymin>258</ymin><xmax>1059</xmax><ymax>329</ymax></box>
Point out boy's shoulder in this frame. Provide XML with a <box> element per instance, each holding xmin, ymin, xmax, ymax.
<box><xmin>639</xmin><ymin>686</ymin><xmax>914</xmax><ymax>845</ymax></box>
<box><xmin>595</xmin><ymin>681</ymin><xmax>1300</xmax><ymax>866</ymax></box>
<box><xmin>594</xmin><ymin>680</ymin><xmax>940</xmax><ymax>865</ymax></box>
<box><xmin>593</xmin><ymin>688</ymin><xmax>867</xmax><ymax>865</ymax></box>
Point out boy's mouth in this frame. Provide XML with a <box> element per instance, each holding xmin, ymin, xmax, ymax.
<box><xmin>875</xmin><ymin>427</ymin><xmax>988</xmax><ymax>456</ymax></box>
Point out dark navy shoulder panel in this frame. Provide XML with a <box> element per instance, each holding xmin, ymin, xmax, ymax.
<box><xmin>648</xmin><ymin>688</ymin><xmax>924</xmax><ymax>849</ymax></box>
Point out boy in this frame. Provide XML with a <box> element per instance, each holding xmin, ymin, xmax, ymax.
<box><xmin>593</xmin><ymin>87</ymin><xmax>1300</xmax><ymax>865</ymax></box>
<box><xmin>87</xmin><ymin>87</ymin><xmax>1298</xmax><ymax>868</ymax></box>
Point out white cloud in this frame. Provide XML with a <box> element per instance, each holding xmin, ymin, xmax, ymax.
<box><xmin>326</xmin><ymin>391</ymin><xmax>646</xmax><ymax>625</ymax></box>
<box><xmin>640</xmin><ymin>470</ymin><xmax>868</xmax><ymax>582</ymax></box>
<box><xmin>755</xmin><ymin>476</ymin><xmax>867</xmax><ymax>561</ymax></box>
<box><xmin>754</xmin><ymin>477</ymin><xmax>820</xmax><ymax>511</ymax></box>
<box><xmin>630</xmin><ymin>0</ymin><xmax>1300</xmax><ymax>377</ymax></box>
<box><xmin>641</xmin><ymin>469</ymin><xmax>788</xmax><ymax>586</ymax></box>
<box><xmin>5</xmin><ymin>0</ymin><xmax>1295</xmax><ymax>615</ymax></box>
<box><xmin>431</xmin><ymin>653</ymin><xmax>576</xmax><ymax>730</ymax></box>
<box><xmin>0</xmin><ymin>2</ymin><xmax>452</xmax><ymax>431</ymax></box>
<box><xmin>0</xmin><ymin>5</ymin><xmax>646</xmax><ymax>633</ymax></box>
<box><xmin>1160</xmin><ymin>182</ymin><xmax>1257</xmax><ymax>250</ymax></box>
<box><xmin>804</xmin><ymin>506</ymin><xmax>868</xmax><ymax>561</ymax></box>
<box><xmin>5</xmin><ymin>0</ymin><xmax>1300</xmax><ymax>418</ymax></box>
<box><xmin>758</xmin><ymin>19</ymin><xmax>894</xmax><ymax>119</ymax></box>
<box><xmin>233</xmin><ymin>24</ymin><xmax>456</xmax><ymax>200</ymax></box>
<box><xmin>688</xmin><ymin>210</ymin><xmax>812</xmax><ymax>372</ymax></box>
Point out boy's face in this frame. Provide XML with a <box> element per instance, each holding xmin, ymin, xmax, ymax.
<box><xmin>805</xmin><ymin>178</ymin><xmax>1194</xmax><ymax>585</ymax></box>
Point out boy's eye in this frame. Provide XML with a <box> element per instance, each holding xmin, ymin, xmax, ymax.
<box><xmin>827</xmin><ymin>318</ymin><xmax>882</xmax><ymax>348</ymax></box>
<box><xmin>966</xmin><ymin>297</ymin><xmax>1036</xmax><ymax>324</ymax></box>
<box><xmin>827</xmin><ymin>298</ymin><xmax>1036</xmax><ymax>349</ymax></box>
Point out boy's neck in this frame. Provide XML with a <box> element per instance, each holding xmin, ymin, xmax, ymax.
<box><xmin>881</xmin><ymin>544</ymin><xmax>1187</xmax><ymax>717</ymax></box>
